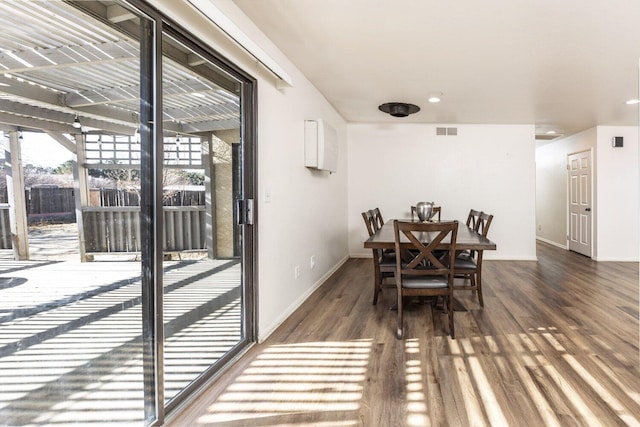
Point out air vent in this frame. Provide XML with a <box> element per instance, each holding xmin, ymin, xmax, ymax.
<box><xmin>436</xmin><ymin>127</ymin><xmax>458</xmax><ymax>136</ymax></box>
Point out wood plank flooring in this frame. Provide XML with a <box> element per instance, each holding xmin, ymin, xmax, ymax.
<box><xmin>168</xmin><ymin>242</ymin><xmax>640</xmax><ymax>427</ymax></box>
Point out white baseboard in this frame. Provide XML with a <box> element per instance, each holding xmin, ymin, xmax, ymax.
<box><xmin>536</xmin><ymin>236</ymin><xmax>568</xmax><ymax>249</ymax></box>
<box><xmin>350</xmin><ymin>252</ymin><xmax>371</xmax><ymax>259</ymax></box>
<box><xmin>484</xmin><ymin>255</ymin><xmax>538</xmax><ymax>261</ymax></box>
<box><xmin>258</xmin><ymin>254</ymin><xmax>350</xmax><ymax>342</ymax></box>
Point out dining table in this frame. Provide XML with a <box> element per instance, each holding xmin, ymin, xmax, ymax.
<box><xmin>364</xmin><ymin>219</ymin><xmax>497</xmax><ymax>252</ymax></box>
<box><xmin>364</xmin><ymin>218</ymin><xmax>496</xmax><ymax>311</ymax></box>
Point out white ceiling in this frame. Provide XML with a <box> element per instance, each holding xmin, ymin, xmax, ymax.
<box><xmin>233</xmin><ymin>0</ymin><xmax>640</xmax><ymax>138</ymax></box>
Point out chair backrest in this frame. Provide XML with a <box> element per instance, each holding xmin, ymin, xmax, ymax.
<box><xmin>477</xmin><ymin>212</ymin><xmax>494</xmax><ymax>237</ymax></box>
<box><xmin>393</xmin><ymin>220</ymin><xmax>458</xmax><ymax>278</ymax></box>
<box><xmin>367</xmin><ymin>209</ymin><xmax>381</xmax><ymax>232</ymax></box>
<box><xmin>431</xmin><ymin>206</ymin><xmax>441</xmax><ymax>221</ymax></box>
<box><xmin>361</xmin><ymin>210</ymin><xmax>376</xmax><ymax>237</ymax></box>
<box><xmin>466</xmin><ymin>209</ymin><xmax>481</xmax><ymax>229</ymax></box>
<box><xmin>372</xmin><ymin>207</ymin><xmax>384</xmax><ymax>230</ymax></box>
<box><xmin>411</xmin><ymin>205</ymin><xmax>441</xmax><ymax>221</ymax></box>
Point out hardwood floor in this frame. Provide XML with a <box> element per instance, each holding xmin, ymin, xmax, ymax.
<box><xmin>168</xmin><ymin>242</ymin><xmax>640</xmax><ymax>426</ymax></box>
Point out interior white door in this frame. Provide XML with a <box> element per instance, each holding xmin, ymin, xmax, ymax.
<box><xmin>568</xmin><ymin>151</ymin><xmax>592</xmax><ymax>257</ymax></box>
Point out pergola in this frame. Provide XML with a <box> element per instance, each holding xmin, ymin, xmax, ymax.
<box><xmin>0</xmin><ymin>0</ymin><xmax>240</xmax><ymax>261</ymax></box>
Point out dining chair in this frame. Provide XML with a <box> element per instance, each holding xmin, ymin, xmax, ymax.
<box><xmin>431</xmin><ymin>206</ymin><xmax>441</xmax><ymax>221</ymax></box>
<box><xmin>362</xmin><ymin>210</ymin><xmax>395</xmax><ymax>305</ymax></box>
<box><xmin>410</xmin><ymin>205</ymin><xmax>442</xmax><ymax>222</ymax></box>
<box><xmin>454</xmin><ymin>211</ymin><xmax>493</xmax><ymax>307</ymax></box>
<box><xmin>466</xmin><ymin>209</ymin><xmax>481</xmax><ymax>230</ymax></box>
<box><xmin>458</xmin><ymin>209</ymin><xmax>481</xmax><ymax>258</ymax></box>
<box><xmin>393</xmin><ymin>219</ymin><xmax>458</xmax><ymax>339</ymax></box>
<box><xmin>371</xmin><ymin>207</ymin><xmax>385</xmax><ymax>230</ymax></box>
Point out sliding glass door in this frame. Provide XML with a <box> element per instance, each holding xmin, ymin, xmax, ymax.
<box><xmin>0</xmin><ymin>1</ymin><xmax>256</xmax><ymax>425</ymax></box>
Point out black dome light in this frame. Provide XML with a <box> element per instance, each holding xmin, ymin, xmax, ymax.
<box><xmin>378</xmin><ymin>102</ymin><xmax>420</xmax><ymax>117</ymax></box>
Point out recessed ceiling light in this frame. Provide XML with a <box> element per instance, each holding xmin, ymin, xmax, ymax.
<box><xmin>546</xmin><ymin>130</ymin><xmax>557</xmax><ymax>134</ymax></box>
<box><xmin>625</xmin><ymin>99</ymin><xmax>640</xmax><ymax>105</ymax></box>
<box><xmin>428</xmin><ymin>92</ymin><xmax>442</xmax><ymax>103</ymax></box>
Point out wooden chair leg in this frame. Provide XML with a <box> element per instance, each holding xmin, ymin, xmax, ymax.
<box><xmin>446</xmin><ymin>296</ymin><xmax>455</xmax><ymax>338</ymax></box>
<box><xmin>373</xmin><ymin>259</ymin><xmax>381</xmax><ymax>305</ymax></box>
<box><xmin>396</xmin><ymin>288</ymin><xmax>404</xmax><ymax>339</ymax></box>
<box><xmin>476</xmin><ymin>270</ymin><xmax>484</xmax><ymax>307</ymax></box>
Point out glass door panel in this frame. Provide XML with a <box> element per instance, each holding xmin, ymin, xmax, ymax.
<box><xmin>160</xmin><ymin>33</ymin><xmax>246</xmax><ymax>404</ymax></box>
<box><xmin>0</xmin><ymin>1</ymin><xmax>150</xmax><ymax>424</ymax></box>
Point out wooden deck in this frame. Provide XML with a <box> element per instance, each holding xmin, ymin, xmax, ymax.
<box><xmin>0</xmin><ymin>248</ymin><xmax>241</xmax><ymax>426</ymax></box>
<box><xmin>169</xmin><ymin>242</ymin><xmax>639</xmax><ymax>427</ymax></box>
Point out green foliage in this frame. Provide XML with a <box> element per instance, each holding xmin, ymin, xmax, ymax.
<box><xmin>184</xmin><ymin>171</ymin><xmax>205</xmax><ymax>185</ymax></box>
<box><xmin>53</xmin><ymin>160</ymin><xmax>73</xmax><ymax>174</ymax></box>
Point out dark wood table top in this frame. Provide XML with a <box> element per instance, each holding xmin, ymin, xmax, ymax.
<box><xmin>364</xmin><ymin>219</ymin><xmax>497</xmax><ymax>251</ymax></box>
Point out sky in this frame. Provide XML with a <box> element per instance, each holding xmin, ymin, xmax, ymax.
<box><xmin>17</xmin><ymin>132</ymin><xmax>72</xmax><ymax>168</ymax></box>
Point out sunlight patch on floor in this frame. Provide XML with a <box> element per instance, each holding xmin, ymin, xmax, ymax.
<box><xmin>197</xmin><ymin>340</ymin><xmax>372</xmax><ymax>425</ymax></box>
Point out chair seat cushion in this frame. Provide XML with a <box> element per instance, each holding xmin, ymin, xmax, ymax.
<box><xmin>402</xmin><ymin>275</ymin><xmax>449</xmax><ymax>289</ymax></box>
<box><xmin>455</xmin><ymin>257</ymin><xmax>477</xmax><ymax>270</ymax></box>
<box><xmin>379</xmin><ymin>252</ymin><xmax>396</xmax><ymax>267</ymax></box>
<box><xmin>457</xmin><ymin>249</ymin><xmax>471</xmax><ymax>258</ymax></box>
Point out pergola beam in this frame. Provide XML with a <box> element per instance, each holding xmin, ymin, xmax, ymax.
<box><xmin>0</xmin><ymin>74</ymin><xmax>62</xmax><ymax>106</ymax></box>
<box><xmin>107</xmin><ymin>4</ymin><xmax>136</xmax><ymax>23</ymax></box>
<box><xmin>0</xmin><ymin>110</ymin><xmax>135</xmax><ymax>135</ymax></box>
<box><xmin>44</xmin><ymin>130</ymin><xmax>76</xmax><ymax>154</ymax></box>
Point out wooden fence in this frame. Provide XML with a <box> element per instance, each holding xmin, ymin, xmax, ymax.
<box><xmin>0</xmin><ymin>205</ymin><xmax>11</xmax><ymax>249</ymax></box>
<box><xmin>82</xmin><ymin>206</ymin><xmax>206</xmax><ymax>253</ymax></box>
<box><xmin>0</xmin><ymin>188</ymin><xmax>208</xmax><ymax>255</ymax></box>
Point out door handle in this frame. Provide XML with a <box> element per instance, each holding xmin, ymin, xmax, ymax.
<box><xmin>585</xmin><ymin>208</ymin><xmax>591</xmax><ymax>212</ymax></box>
<box><xmin>236</xmin><ymin>198</ymin><xmax>254</xmax><ymax>225</ymax></box>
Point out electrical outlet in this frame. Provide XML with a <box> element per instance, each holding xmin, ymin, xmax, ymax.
<box><xmin>538</xmin><ymin>224</ymin><xmax>542</xmax><ymax>231</ymax></box>
<box><xmin>294</xmin><ymin>266</ymin><xmax>300</xmax><ymax>279</ymax></box>
<box><xmin>310</xmin><ymin>255</ymin><xmax>316</xmax><ymax>269</ymax></box>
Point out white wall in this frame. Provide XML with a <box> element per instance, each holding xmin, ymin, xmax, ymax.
<box><xmin>535</xmin><ymin>126</ymin><xmax>639</xmax><ymax>261</ymax></box>
<box><xmin>535</xmin><ymin>128</ymin><xmax>596</xmax><ymax>247</ymax></box>
<box><xmin>148</xmin><ymin>0</ymin><xmax>350</xmax><ymax>340</ymax></box>
<box><xmin>348</xmin><ymin>123</ymin><xmax>537</xmax><ymax>260</ymax></box>
<box><xmin>595</xmin><ymin>126</ymin><xmax>639</xmax><ymax>261</ymax></box>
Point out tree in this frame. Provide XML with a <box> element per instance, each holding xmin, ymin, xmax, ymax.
<box><xmin>53</xmin><ymin>160</ymin><xmax>73</xmax><ymax>175</ymax></box>
<box><xmin>184</xmin><ymin>171</ymin><xmax>205</xmax><ymax>185</ymax></box>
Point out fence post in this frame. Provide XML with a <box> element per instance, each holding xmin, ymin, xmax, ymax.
<box><xmin>5</xmin><ymin>130</ymin><xmax>29</xmax><ymax>260</ymax></box>
<box><xmin>72</xmin><ymin>132</ymin><xmax>90</xmax><ymax>261</ymax></box>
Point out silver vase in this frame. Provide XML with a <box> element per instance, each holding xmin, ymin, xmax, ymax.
<box><xmin>416</xmin><ymin>201</ymin><xmax>434</xmax><ymax>222</ymax></box>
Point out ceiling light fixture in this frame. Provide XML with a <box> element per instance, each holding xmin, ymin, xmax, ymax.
<box><xmin>72</xmin><ymin>113</ymin><xmax>82</xmax><ymax>129</ymax></box>
<box><xmin>546</xmin><ymin>130</ymin><xmax>557</xmax><ymax>134</ymax></box>
<box><xmin>625</xmin><ymin>99</ymin><xmax>640</xmax><ymax>105</ymax></box>
<box><xmin>378</xmin><ymin>102</ymin><xmax>420</xmax><ymax>117</ymax></box>
<box><xmin>428</xmin><ymin>92</ymin><xmax>443</xmax><ymax>103</ymax></box>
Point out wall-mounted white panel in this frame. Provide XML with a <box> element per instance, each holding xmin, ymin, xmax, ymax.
<box><xmin>305</xmin><ymin>119</ymin><xmax>338</xmax><ymax>173</ymax></box>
